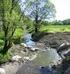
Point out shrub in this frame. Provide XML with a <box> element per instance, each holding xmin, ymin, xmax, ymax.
<box><xmin>0</xmin><ymin>52</ymin><xmax>12</xmax><ymax>64</ymax></box>
<box><xmin>0</xmin><ymin>40</ymin><xmax>4</xmax><ymax>48</ymax></box>
<box><xmin>13</xmin><ymin>28</ymin><xmax>23</xmax><ymax>44</ymax></box>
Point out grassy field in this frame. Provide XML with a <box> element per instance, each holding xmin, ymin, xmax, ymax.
<box><xmin>40</xmin><ymin>25</ymin><xmax>70</xmax><ymax>32</ymax></box>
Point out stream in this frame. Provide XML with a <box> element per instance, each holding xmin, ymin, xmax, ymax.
<box><xmin>17</xmin><ymin>33</ymin><xmax>63</xmax><ymax>74</ymax></box>
<box><xmin>23</xmin><ymin>33</ymin><xmax>62</xmax><ymax>66</ymax></box>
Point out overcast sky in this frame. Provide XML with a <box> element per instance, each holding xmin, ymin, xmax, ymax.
<box><xmin>51</xmin><ymin>0</ymin><xmax>70</xmax><ymax>20</ymax></box>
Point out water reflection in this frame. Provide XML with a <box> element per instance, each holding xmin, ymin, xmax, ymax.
<box><xmin>17</xmin><ymin>33</ymin><xmax>63</xmax><ymax>74</ymax></box>
<box><xmin>32</xmin><ymin>49</ymin><xmax>62</xmax><ymax>66</ymax></box>
<box><xmin>16</xmin><ymin>61</ymin><xmax>54</xmax><ymax>74</ymax></box>
<box><xmin>23</xmin><ymin>33</ymin><xmax>62</xmax><ymax>66</ymax></box>
<box><xmin>39</xmin><ymin>66</ymin><xmax>53</xmax><ymax>74</ymax></box>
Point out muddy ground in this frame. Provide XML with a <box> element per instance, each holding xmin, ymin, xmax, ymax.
<box><xmin>37</xmin><ymin>32</ymin><xmax>70</xmax><ymax>49</ymax></box>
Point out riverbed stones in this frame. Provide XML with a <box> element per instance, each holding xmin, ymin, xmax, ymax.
<box><xmin>20</xmin><ymin>43</ymin><xmax>27</xmax><ymax>48</ymax></box>
<box><xmin>0</xmin><ymin>68</ymin><xmax>5</xmax><ymax>74</ymax></box>
<box><xmin>57</xmin><ymin>42</ymin><xmax>70</xmax><ymax>52</ymax></box>
<box><xmin>30</xmin><ymin>47</ymin><xmax>39</xmax><ymax>51</ymax></box>
<box><xmin>16</xmin><ymin>61</ymin><xmax>40</xmax><ymax>74</ymax></box>
<box><xmin>12</xmin><ymin>55</ymin><xmax>22</xmax><ymax>62</ymax></box>
<box><xmin>24</xmin><ymin>57</ymin><xmax>30</xmax><ymax>60</ymax></box>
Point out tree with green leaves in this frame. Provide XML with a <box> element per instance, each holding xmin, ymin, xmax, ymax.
<box><xmin>21</xmin><ymin>0</ymin><xmax>56</xmax><ymax>33</ymax></box>
<box><xmin>0</xmin><ymin>0</ymin><xmax>23</xmax><ymax>54</ymax></box>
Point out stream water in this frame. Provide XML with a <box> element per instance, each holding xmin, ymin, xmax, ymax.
<box><xmin>16</xmin><ymin>33</ymin><xmax>62</xmax><ymax>74</ymax></box>
<box><xmin>24</xmin><ymin>33</ymin><xmax>62</xmax><ymax>67</ymax></box>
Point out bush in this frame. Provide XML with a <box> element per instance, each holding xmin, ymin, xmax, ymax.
<box><xmin>32</xmin><ymin>32</ymin><xmax>46</xmax><ymax>41</ymax></box>
<box><xmin>0</xmin><ymin>40</ymin><xmax>4</xmax><ymax>48</ymax></box>
<box><xmin>0</xmin><ymin>52</ymin><xmax>12</xmax><ymax>64</ymax></box>
<box><xmin>13</xmin><ymin>28</ymin><xmax>23</xmax><ymax>44</ymax></box>
<box><xmin>13</xmin><ymin>28</ymin><xmax>23</xmax><ymax>39</ymax></box>
<box><xmin>0</xmin><ymin>32</ymin><xmax>4</xmax><ymax>40</ymax></box>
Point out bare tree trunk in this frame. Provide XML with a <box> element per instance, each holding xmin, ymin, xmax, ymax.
<box><xmin>35</xmin><ymin>20</ymin><xmax>38</xmax><ymax>33</ymax></box>
<box><xmin>3</xmin><ymin>40</ymin><xmax>9</xmax><ymax>53</ymax></box>
<box><xmin>35</xmin><ymin>3</ymin><xmax>38</xmax><ymax>33</ymax></box>
<box><xmin>35</xmin><ymin>25</ymin><xmax>38</xmax><ymax>33</ymax></box>
<box><xmin>35</xmin><ymin>15</ymin><xmax>38</xmax><ymax>33</ymax></box>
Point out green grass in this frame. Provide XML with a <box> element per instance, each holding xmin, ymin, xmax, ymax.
<box><xmin>40</xmin><ymin>25</ymin><xmax>70</xmax><ymax>32</ymax></box>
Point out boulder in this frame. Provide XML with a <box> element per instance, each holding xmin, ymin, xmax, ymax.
<box><xmin>0</xmin><ymin>68</ymin><xmax>5</xmax><ymax>74</ymax></box>
<box><xmin>24</xmin><ymin>57</ymin><xmax>30</xmax><ymax>60</ymax></box>
<box><xmin>12</xmin><ymin>55</ymin><xmax>22</xmax><ymax>62</ymax></box>
<box><xmin>57</xmin><ymin>42</ymin><xmax>70</xmax><ymax>52</ymax></box>
<box><xmin>30</xmin><ymin>47</ymin><xmax>39</xmax><ymax>51</ymax></box>
<box><xmin>20</xmin><ymin>43</ymin><xmax>27</xmax><ymax>48</ymax></box>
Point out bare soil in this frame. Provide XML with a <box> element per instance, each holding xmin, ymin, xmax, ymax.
<box><xmin>38</xmin><ymin>32</ymin><xmax>70</xmax><ymax>49</ymax></box>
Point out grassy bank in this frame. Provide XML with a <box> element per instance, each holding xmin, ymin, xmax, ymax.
<box><xmin>40</xmin><ymin>25</ymin><xmax>70</xmax><ymax>32</ymax></box>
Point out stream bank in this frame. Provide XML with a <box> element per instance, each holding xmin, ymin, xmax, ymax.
<box><xmin>0</xmin><ymin>32</ymin><xmax>70</xmax><ymax>74</ymax></box>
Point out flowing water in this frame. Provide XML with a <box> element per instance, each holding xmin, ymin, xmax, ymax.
<box><xmin>24</xmin><ymin>33</ymin><xmax>62</xmax><ymax>66</ymax></box>
<box><xmin>16</xmin><ymin>33</ymin><xmax>62</xmax><ymax>74</ymax></box>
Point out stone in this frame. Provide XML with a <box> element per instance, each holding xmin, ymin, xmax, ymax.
<box><xmin>57</xmin><ymin>42</ymin><xmax>70</xmax><ymax>52</ymax></box>
<box><xmin>0</xmin><ymin>68</ymin><xmax>5</xmax><ymax>74</ymax></box>
<box><xmin>30</xmin><ymin>47</ymin><xmax>39</xmax><ymax>51</ymax></box>
<box><xmin>12</xmin><ymin>55</ymin><xmax>22</xmax><ymax>62</ymax></box>
<box><xmin>30</xmin><ymin>54</ymin><xmax>37</xmax><ymax>61</ymax></box>
<box><xmin>20</xmin><ymin>43</ymin><xmax>27</xmax><ymax>47</ymax></box>
<box><xmin>24</xmin><ymin>57</ymin><xmax>30</xmax><ymax>60</ymax></box>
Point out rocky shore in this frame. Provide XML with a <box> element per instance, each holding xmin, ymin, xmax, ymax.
<box><xmin>0</xmin><ymin>32</ymin><xmax>70</xmax><ymax>74</ymax></box>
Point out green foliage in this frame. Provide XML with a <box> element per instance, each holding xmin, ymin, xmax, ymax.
<box><xmin>0</xmin><ymin>31</ymin><xmax>4</xmax><ymax>39</ymax></box>
<box><xmin>13</xmin><ymin>28</ymin><xmax>24</xmax><ymax>44</ymax></box>
<box><xmin>0</xmin><ymin>28</ymin><xmax>24</xmax><ymax>45</ymax></box>
<box><xmin>13</xmin><ymin>28</ymin><xmax>23</xmax><ymax>39</ymax></box>
<box><xmin>0</xmin><ymin>52</ymin><xmax>12</xmax><ymax>64</ymax></box>
<box><xmin>0</xmin><ymin>0</ymin><xmax>25</xmax><ymax>52</ymax></box>
<box><xmin>63</xmin><ymin>19</ymin><xmax>70</xmax><ymax>25</ymax></box>
<box><xmin>0</xmin><ymin>40</ymin><xmax>4</xmax><ymax>47</ymax></box>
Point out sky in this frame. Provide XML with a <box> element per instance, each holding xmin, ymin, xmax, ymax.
<box><xmin>51</xmin><ymin>0</ymin><xmax>70</xmax><ymax>20</ymax></box>
<box><xmin>21</xmin><ymin>0</ymin><xmax>70</xmax><ymax>21</ymax></box>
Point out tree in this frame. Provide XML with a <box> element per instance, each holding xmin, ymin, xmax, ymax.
<box><xmin>21</xmin><ymin>0</ymin><xmax>56</xmax><ymax>33</ymax></box>
<box><xmin>0</xmin><ymin>0</ymin><xmax>23</xmax><ymax>54</ymax></box>
<box><xmin>62</xmin><ymin>19</ymin><xmax>70</xmax><ymax>25</ymax></box>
